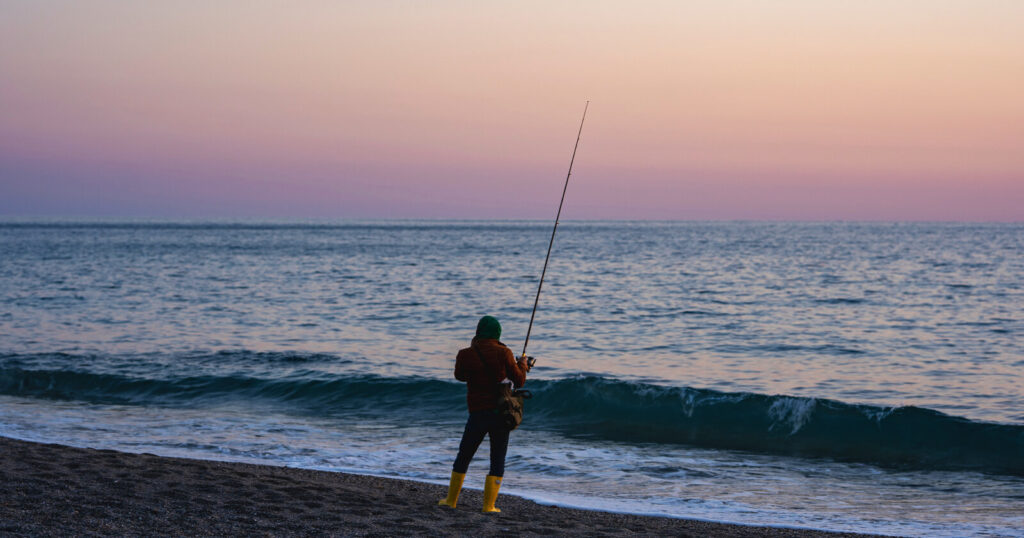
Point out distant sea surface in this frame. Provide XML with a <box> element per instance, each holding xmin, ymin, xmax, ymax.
<box><xmin>1</xmin><ymin>220</ymin><xmax>1022</xmax><ymax>537</ymax></box>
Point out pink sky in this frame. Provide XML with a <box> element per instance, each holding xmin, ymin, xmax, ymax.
<box><xmin>1</xmin><ymin>1</ymin><xmax>1022</xmax><ymax>220</ymax></box>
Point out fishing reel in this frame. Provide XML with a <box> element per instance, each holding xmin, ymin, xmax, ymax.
<box><xmin>525</xmin><ymin>355</ymin><xmax>536</xmax><ymax>368</ymax></box>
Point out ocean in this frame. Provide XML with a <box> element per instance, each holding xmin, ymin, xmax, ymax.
<box><xmin>1</xmin><ymin>220</ymin><xmax>1022</xmax><ymax>536</ymax></box>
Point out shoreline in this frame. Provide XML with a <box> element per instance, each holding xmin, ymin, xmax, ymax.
<box><xmin>0</xmin><ymin>436</ymin><xmax>884</xmax><ymax>537</ymax></box>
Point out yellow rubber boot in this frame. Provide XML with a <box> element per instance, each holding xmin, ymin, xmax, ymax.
<box><xmin>437</xmin><ymin>471</ymin><xmax>465</xmax><ymax>508</ymax></box>
<box><xmin>482</xmin><ymin>475</ymin><xmax>502</xmax><ymax>513</ymax></box>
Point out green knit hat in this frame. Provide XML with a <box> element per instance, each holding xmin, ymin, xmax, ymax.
<box><xmin>475</xmin><ymin>315</ymin><xmax>501</xmax><ymax>340</ymax></box>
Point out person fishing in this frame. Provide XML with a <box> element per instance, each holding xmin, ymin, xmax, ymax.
<box><xmin>439</xmin><ymin>101</ymin><xmax>587</xmax><ymax>514</ymax></box>
<box><xmin>437</xmin><ymin>315</ymin><xmax>531</xmax><ymax>513</ymax></box>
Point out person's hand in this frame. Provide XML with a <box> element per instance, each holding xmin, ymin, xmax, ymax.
<box><xmin>518</xmin><ymin>355</ymin><xmax>532</xmax><ymax>372</ymax></box>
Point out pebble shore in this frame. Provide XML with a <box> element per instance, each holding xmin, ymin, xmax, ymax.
<box><xmin>0</xmin><ymin>436</ymin><xmax>884</xmax><ymax>537</ymax></box>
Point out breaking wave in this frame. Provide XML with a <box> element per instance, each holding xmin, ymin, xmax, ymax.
<box><xmin>2</xmin><ymin>352</ymin><xmax>1021</xmax><ymax>476</ymax></box>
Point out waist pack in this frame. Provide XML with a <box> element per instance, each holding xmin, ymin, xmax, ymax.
<box><xmin>473</xmin><ymin>346</ymin><xmax>532</xmax><ymax>431</ymax></box>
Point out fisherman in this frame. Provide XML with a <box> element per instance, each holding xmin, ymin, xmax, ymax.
<box><xmin>438</xmin><ymin>315</ymin><xmax>531</xmax><ymax>513</ymax></box>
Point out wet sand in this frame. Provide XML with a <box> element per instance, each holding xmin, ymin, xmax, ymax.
<box><xmin>0</xmin><ymin>436</ymin><xmax>883</xmax><ymax>537</ymax></box>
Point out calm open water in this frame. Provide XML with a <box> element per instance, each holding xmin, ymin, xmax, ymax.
<box><xmin>1</xmin><ymin>220</ymin><xmax>1022</xmax><ymax>536</ymax></box>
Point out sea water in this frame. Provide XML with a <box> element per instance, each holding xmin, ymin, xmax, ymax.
<box><xmin>1</xmin><ymin>220</ymin><xmax>1022</xmax><ymax>537</ymax></box>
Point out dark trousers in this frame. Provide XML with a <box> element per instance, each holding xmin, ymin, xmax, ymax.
<box><xmin>452</xmin><ymin>410</ymin><xmax>510</xmax><ymax>477</ymax></box>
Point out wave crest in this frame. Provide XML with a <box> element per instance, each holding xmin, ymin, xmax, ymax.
<box><xmin>1</xmin><ymin>357</ymin><xmax>1021</xmax><ymax>476</ymax></box>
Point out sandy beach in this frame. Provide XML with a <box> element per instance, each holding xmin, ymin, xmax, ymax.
<box><xmin>0</xmin><ymin>436</ymin><xmax>887</xmax><ymax>537</ymax></box>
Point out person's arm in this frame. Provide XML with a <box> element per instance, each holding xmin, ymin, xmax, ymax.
<box><xmin>454</xmin><ymin>349</ymin><xmax>470</xmax><ymax>382</ymax></box>
<box><xmin>504</xmin><ymin>348</ymin><xmax>527</xmax><ymax>387</ymax></box>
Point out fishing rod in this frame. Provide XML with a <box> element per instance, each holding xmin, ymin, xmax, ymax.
<box><xmin>521</xmin><ymin>101</ymin><xmax>589</xmax><ymax>365</ymax></box>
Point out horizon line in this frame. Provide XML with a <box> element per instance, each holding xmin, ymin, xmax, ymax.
<box><xmin>1</xmin><ymin>216</ymin><xmax>1021</xmax><ymax>225</ymax></box>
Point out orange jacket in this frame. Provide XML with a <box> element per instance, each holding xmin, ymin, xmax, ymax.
<box><xmin>454</xmin><ymin>338</ymin><xmax>528</xmax><ymax>412</ymax></box>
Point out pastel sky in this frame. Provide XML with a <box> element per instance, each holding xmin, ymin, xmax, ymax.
<box><xmin>1</xmin><ymin>1</ymin><xmax>1022</xmax><ymax>220</ymax></box>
